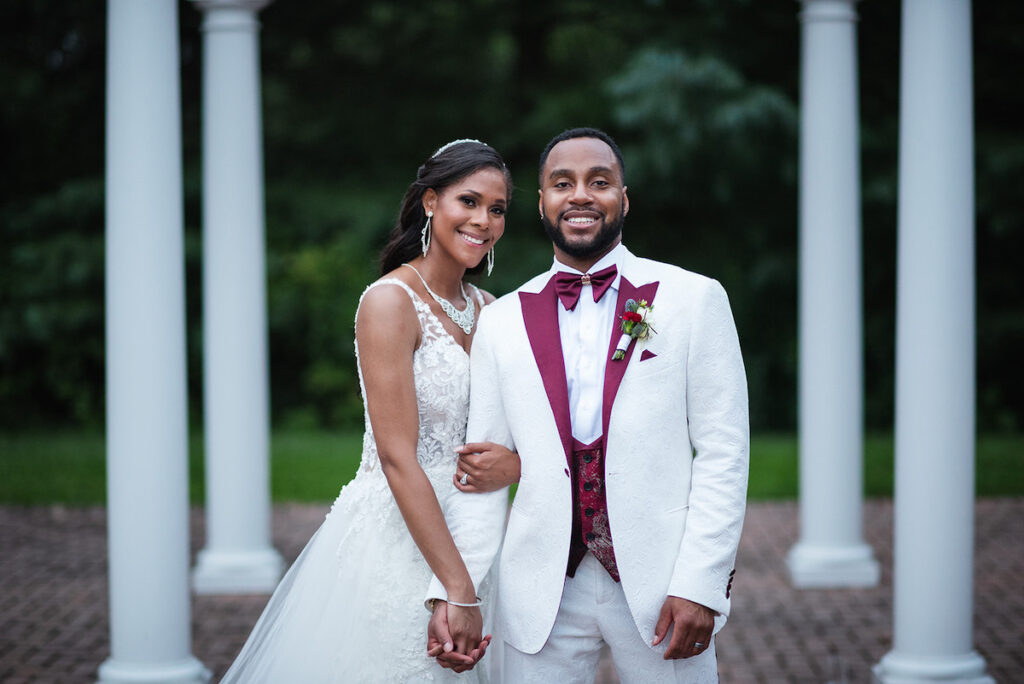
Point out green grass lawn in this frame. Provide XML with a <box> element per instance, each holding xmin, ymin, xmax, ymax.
<box><xmin>0</xmin><ymin>430</ymin><xmax>1021</xmax><ymax>505</ymax></box>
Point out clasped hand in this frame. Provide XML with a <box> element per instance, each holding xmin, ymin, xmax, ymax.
<box><xmin>453</xmin><ymin>442</ymin><xmax>520</xmax><ymax>493</ymax></box>
<box><xmin>426</xmin><ymin>601</ymin><xmax>491</xmax><ymax>672</ymax></box>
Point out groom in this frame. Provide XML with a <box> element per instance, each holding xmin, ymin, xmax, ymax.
<box><xmin>427</xmin><ymin>128</ymin><xmax>749</xmax><ymax>682</ymax></box>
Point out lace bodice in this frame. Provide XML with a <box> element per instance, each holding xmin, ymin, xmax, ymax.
<box><xmin>353</xmin><ymin>278</ymin><xmax>481</xmax><ymax>483</ymax></box>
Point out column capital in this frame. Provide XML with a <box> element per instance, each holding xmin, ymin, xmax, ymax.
<box><xmin>192</xmin><ymin>0</ymin><xmax>271</xmax><ymax>11</ymax></box>
<box><xmin>799</xmin><ymin>0</ymin><xmax>858</xmax><ymax>24</ymax></box>
<box><xmin>192</xmin><ymin>0</ymin><xmax>271</xmax><ymax>32</ymax></box>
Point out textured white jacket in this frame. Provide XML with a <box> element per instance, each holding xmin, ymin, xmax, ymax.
<box><xmin>428</xmin><ymin>247</ymin><xmax>749</xmax><ymax>655</ymax></box>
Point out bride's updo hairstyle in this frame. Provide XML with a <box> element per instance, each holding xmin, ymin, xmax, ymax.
<box><xmin>380</xmin><ymin>139</ymin><xmax>513</xmax><ymax>276</ymax></box>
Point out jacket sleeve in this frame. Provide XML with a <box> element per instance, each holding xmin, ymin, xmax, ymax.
<box><xmin>426</xmin><ymin>306</ymin><xmax>513</xmax><ymax>603</ymax></box>
<box><xmin>667</xmin><ymin>279</ymin><xmax>749</xmax><ymax>621</ymax></box>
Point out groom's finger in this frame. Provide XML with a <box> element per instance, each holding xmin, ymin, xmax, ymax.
<box><xmin>468</xmin><ymin>634</ymin><xmax>492</xmax><ymax>663</ymax></box>
<box><xmin>652</xmin><ymin>601</ymin><xmax>673</xmax><ymax>646</ymax></box>
<box><xmin>437</xmin><ymin>651</ymin><xmax>475</xmax><ymax>673</ymax></box>
<box><xmin>664</xmin><ymin>622</ymin><xmax>691</xmax><ymax>659</ymax></box>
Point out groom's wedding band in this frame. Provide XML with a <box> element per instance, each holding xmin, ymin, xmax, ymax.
<box><xmin>459</xmin><ymin>472</ymin><xmax>469</xmax><ymax>485</ymax></box>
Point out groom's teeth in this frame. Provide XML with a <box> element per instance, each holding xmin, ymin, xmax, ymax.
<box><xmin>567</xmin><ymin>217</ymin><xmax>595</xmax><ymax>224</ymax></box>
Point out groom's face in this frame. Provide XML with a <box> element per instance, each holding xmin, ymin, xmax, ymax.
<box><xmin>539</xmin><ymin>137</ymin><xmax>629</xmax><ymax>267</ymax></box>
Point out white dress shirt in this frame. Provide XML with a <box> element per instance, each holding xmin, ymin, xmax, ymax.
<box><xmin>550</xmin><ymin>243</ymin><xmax>626</xmax><ymax>444</ymax></box>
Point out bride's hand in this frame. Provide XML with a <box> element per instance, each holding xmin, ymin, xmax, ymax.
<box><xmin>428</xmin><ymin>601</ymin><xmax>476</xmax><ymax>671</ymax></box>
<box><xmin>430</xmin><ymin>601</ymin><xmax>491</xmax><ymax>672</ymax></box>
<box><xmin>454</xmin><ymin>442</ymin><xmax>520</xmax><ymax>493</ymax></box>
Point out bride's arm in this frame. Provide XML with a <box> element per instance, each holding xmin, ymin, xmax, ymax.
<box><xmin>355</xmin><ymin>285</ymin><xmax>481</xmax><ymax>648</ymax></box>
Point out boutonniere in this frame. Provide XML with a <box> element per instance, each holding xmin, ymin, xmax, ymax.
<box><xmin>612</xmin><ymin>298</ymin><xmax>656</xmax><ymax>361</ymax></box>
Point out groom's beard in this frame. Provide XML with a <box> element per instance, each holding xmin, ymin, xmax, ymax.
<box><xmin>541</xmin><ymin>203</ymin><xmax>625</xmax><ymax>260</ymax></box>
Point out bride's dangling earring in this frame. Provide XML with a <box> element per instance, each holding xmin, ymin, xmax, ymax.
<box><xmin>421</xmin><ymin>211</ymin><xmax>432</xmax><ymax>256</ymax></box>
<box><xmin>486</xmin><ymin>246</ymin><xmax>494</xmax><ymax>276</ymax></box>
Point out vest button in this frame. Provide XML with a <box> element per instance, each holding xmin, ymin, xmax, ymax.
<box><xmin>583</xmin><ymin>454</ymin><xmax>594</xmax><ymax>463</ymax></box>
<box><xmin>585</xmin><ymin>507</ymin><xmax>595</xmax><ymax>516</ymax></box>
<box><xmin>586</xmin><ymin>533</ymin><xmax>596</xmax><ymax>542</ymax></box>
<box><xmin>583</xmin><ymin>482</ymin><xmax>594</xmax><ymax>491</ymax></box>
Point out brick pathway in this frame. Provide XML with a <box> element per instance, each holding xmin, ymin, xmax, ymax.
<box><xmin>1</xmin><ymin>500</ymin><xmax>1020</xmax><ymax>683</ymax></box>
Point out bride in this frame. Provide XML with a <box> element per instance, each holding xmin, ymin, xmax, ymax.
<box><xmin>220</xmin><ymin>139</ymin><xmax>520</xmax><ymax>683</ymax></box>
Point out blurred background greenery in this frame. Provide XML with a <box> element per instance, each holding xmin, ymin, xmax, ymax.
<box><xmin>1</xmin><ymin>1</ymin><xmax>1021</xmax><ymax>443</ymax></box>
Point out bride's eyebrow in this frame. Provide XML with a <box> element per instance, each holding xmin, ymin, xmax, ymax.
<box><xmin>460</xmin><ymin>189</ymin><xmax>506</xmax><ymax>206</ymax></box>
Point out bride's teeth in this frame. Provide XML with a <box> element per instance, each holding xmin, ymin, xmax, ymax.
<box><xmin>461</xmin><ymin>233</ymin><xmax>484</xmax><ymax>245</ymax></box>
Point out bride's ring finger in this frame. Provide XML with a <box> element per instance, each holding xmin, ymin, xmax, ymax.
<box><xmin>459</xmin><ymin>472</ymin><xmax>469</xmax><ymax>486</ymax></box>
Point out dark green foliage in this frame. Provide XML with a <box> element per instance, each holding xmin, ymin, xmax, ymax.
<box><xmin>1</xmin><ymin>1</ymin><xmax>1021</xmax><ymax>433</ymax></box>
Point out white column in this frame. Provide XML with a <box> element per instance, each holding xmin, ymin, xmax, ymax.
<box><xmin>873</xmin><ymin>2</ymin><xmax>991</xmax><ymax>682</ymax></box>
<box><xmin>100</xmin><ymin>1</ymin><xmax>210</xmax><ymax>682</ymax></box>
<box><xmin>788</xmin><ymin>0</ymin><xmax>880</xmax><ymax>588</ymax></box>
<box><xmin>191</xmin><ymin>0</ymin><xmax>283</xmax><ymax>594</ymax></box>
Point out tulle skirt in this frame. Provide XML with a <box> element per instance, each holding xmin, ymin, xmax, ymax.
<box><xmin>220</xmin><ymin>468</ymin><xmax>489</xmax><ymax>683</ymax></box>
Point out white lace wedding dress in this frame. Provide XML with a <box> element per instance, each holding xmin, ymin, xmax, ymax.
<box><xmin>220</xmin><ymin>278</ymin><xmax>492</xmax><ymax>683</ymax></box>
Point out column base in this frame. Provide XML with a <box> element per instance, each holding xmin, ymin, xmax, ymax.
<box><xmin>192</xmin><ymin>547</ymin><xmax>284</xmax><ymax>594</ymax></box>
<box><xmin>786</xmin><ymin>540</ymin><xmax>880</xmax><ymax>588</ymax></box>
<box><xmin>872</xmin><ymin>650</ymin><xmax>993</xmax><ymax>684</ymax></box>
<box><xmin>97</xmin><ymin>655</ymin><xmax>210</xmax><ymax>684</ymax></box>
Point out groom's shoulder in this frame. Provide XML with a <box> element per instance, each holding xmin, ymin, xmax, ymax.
<box><xmin>492</xmin><ymin>271</ymin><xmax>551</xmax><ymax>307</ymax></box>
<box><xmin>477</xmin><ymin>271</ymin><xmax>549</xmax><ymax>328</ymax></box>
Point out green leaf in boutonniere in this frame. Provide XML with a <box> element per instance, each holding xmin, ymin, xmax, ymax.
<box><xmin>612</xmin><ymin>299</ymin><xmax>656</xmax><ymax>361</ymax></box>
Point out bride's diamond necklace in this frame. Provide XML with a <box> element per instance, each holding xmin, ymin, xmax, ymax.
<box><xmin>402</xmin><ymin>263</ymin><xmax>475</xmax><ymax>334</ymax></box>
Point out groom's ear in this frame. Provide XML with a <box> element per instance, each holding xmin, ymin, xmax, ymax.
<box><xmin>622</xmin><ymin>186</ymin><xmax>629</xmax><ymax>216</ymax></box>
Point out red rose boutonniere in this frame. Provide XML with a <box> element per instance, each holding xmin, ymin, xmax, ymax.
<box><xmin>612</xmin><ymin>298</ymin><xmax>656</xmax><ymax>361</ymax></box>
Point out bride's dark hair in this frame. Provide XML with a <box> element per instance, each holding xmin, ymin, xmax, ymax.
<box><xmin>379</xmin><ymin>141</ymin><xmax>513</xmax><ymax>276</ymax></box>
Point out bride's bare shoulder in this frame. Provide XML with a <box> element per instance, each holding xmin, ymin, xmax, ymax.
<box><xmin>357</xmin><ymin>277</ymin><xmax>420</xmax><ymax>340</ymax></box>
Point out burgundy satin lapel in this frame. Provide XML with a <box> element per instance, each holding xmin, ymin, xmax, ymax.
<box><xmin>601</xmin><ymin>276</ymin><xmax>660</xmax><ymax>440</ymax></box>
<box><xmin>520</xmin><ymin>280</ymin><xmax>574</xmax><ymax>468</ymax></box>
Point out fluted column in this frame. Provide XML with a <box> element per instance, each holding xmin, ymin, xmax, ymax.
<box><xmin>788</xmin><ymin>0</ymin><xmax>880</xmax><ymax>588</ymax></box>
<box><xmin>873</xmin><ymin>2</ymin><xmax>991</xmax><ymax>681</ymax></box>
<box><xmin>100</xmin><ymin>1</ymin><xmax>209</xmax><ymax>682</ymax></box>
<box><xmin>191</xmin><ymin>0</ymin><xmax>283</xmax><ymax>594</ymax></box>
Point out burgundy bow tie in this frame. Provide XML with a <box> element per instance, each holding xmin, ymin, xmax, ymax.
<box><xmin>554</xmin><ymin>265</ymin><xmax>618</xmax><ymax>311</ymax></box>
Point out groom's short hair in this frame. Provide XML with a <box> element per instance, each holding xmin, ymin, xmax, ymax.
<box><xmin>539</xmin><ymin>127</ymin><xmax>626</xmax><ymax>184</ymax></box>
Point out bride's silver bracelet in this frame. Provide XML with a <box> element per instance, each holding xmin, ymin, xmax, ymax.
<box><xmin>446</xmin><ymin>597</ymin><xmax>483</xmax><ymax>608</ymax></box>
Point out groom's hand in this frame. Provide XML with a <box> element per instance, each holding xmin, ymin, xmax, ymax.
<box><xmin>652</xmin><ymin>595</ymin><xmax>715</xmax><ymax>660</ymax></box>
<box><xmin>426</xmin><ymin>601</ymin><xmax>491</xmax><ymax>672</ymax></box>
<box><xmin>454</xmin><ymin>442</ymin><xmax>521</xmax><ymax>493</ymax></box>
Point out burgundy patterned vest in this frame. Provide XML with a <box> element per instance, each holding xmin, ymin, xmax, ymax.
<box><xmin>566</xmin><ymin>437</ymin><xmax>620</xmax><ymax>582</ymax></box>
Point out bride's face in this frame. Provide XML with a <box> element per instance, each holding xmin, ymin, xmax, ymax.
<box><xmin>422</xmin><ymin>167</ymin><xmax>507</xmax><ymax>270</ymax></box>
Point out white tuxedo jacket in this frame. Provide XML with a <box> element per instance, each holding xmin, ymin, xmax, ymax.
<box><xmin>428</xmin><ymin>248</ymin><xmax>749</xmax><ymax>655</ymax></box>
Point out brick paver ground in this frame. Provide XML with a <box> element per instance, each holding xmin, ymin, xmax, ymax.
<box><xmin>1</xmin><ymin>500</ymin><xmax>1020</xmax><ymax>683</ymax></box>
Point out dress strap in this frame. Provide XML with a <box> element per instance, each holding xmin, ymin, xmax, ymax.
<box><xmin>467</xmin><ymin>282</ymin><xmax>487</xmax><ymax>308</ymax></box>
<box><xmin>360</xmin><ymin>277</ymin><xmax>425</xmax><ymax>307</ymax></box>
<box><xmin>357</xmin><ymin>278</ymin><xmax>432</xmax><ymax>326</ymax></box>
